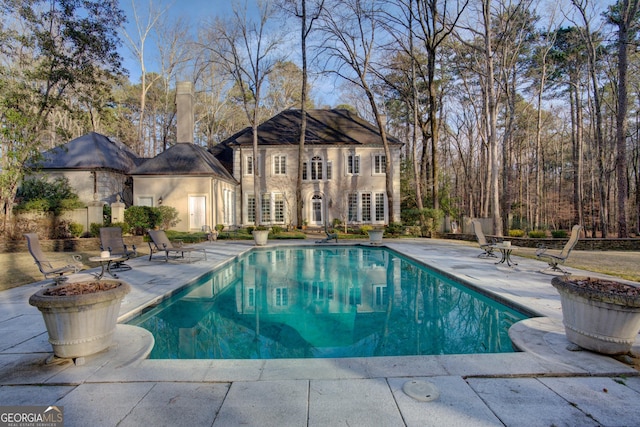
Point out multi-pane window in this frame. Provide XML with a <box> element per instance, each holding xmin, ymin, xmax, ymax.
<box><xmin>247</xmin><ymin>195</ymin><xmax>256</xmax><ymax>223</ymax></box>
<box><xmin>246</xmin><ymin>287</ymin><xmax>255</xmax><ymax>307</ymax></box>
<box><xmin>361</xmin><ymin>193</ymin><xmax>371</xmax><ymax>221</ymax></box>
<box><xmin>373</xmin><ymin>154</ymin><xmax>386</xmax><ymax>174</ymax></box>
<box><xmin>375</xmin><ymin>193</ymin><xmax>385</xmax><ymax>221</ymax></box>
<box><xmin>273</xmin><ymin>155</ymin><xmax>286</xmax><ymax>175</ymax></box>
<box><xmin>302</xmin><ymin>162</ymin><xmax>308</xmax><ymax>180</ymax></box>
<box><xmin>311</xmin><ymin>156</ymin><xmax>323</xmax><ymax>180</ymax></box>
<box><xmin>348</xmin><ymin>155</ymin><xmax>360</xmax><ymax>174</ymax></box>
<box><xmin>261</xmin><ymin>194</ymin><xmax>271</xmax><ymax>223</ymax></box>
<box><xmin>374</xmin><ymin>285</ymin><xmax>388</xmax><ymax>307</ymax></box>
<box><xmin>274</xmin><ymin>193</ymin><xmax>285</xmax><ymax>223</ymax></box>
<box><xmin>326</xmin><ymin>161</ymin><xmax>332</xmax><ymax>180</ymax></box>
<box><xmin>274</xmin><ymin>287</ymin><xmax>289</xmax><ymax>306</ymax></box>
<box><xmin>348</xmin><ymin>194</ymin><xmax>358</xmax><ymax>222</ymax></box>
<box><xmin>312</xmin><ymin>194</ymin><xmax>322</xmax><ymax>222</ymax></box>
<box><xmin>246</xmin><ymin>156</ymin><xmax>254</xmax><ymax>175</ymax></box>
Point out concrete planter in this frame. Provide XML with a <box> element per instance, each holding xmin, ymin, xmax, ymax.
<box><xmin>252</xmin><ymin>229</ymin><xmax>269</xmax><ymax>246</ymax></box>
<box><xmin>368</xmin><ymin>229</ymin><xmax>384</xmax><ymax>245</ymax></box>
<box><xmin>551</xmin><ymin>276</ymin><xmax>640</xmax><ymax>355</ymax></box>
<box><xmin>29</xmin><ymin>279</ymin><xmax>131</xmax><ymax>359</ymax></box>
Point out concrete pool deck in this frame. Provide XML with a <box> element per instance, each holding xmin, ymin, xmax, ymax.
<box><xmin>1</xmin><ymin>238</ymin><xmax>639</xmax><ymax>426</ymax></box>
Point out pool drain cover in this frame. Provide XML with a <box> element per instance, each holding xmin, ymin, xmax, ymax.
<box><xmin>402</xmin><ymin>380</ymin><xmax>440</xmax><ymax>402</ymax></box>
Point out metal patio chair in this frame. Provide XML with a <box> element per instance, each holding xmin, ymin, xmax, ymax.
<box><xmin>471</xmin><ymin>220</ymin><xmax>497</xmax><ymax>258</ymax></box>
<box><xmin>536</xmin><ymin>225</ymin><xmax>582</xmax><ymax>274</ymax></box>
<box><xmin>24</xmin><ymin>233</ymin><xmax>82</xmax><ymax>284</ymax></box>
<box><xmin>99</xmin><ymin>227</ymin><xmax>136</xmax><ymax>271</ymax></box>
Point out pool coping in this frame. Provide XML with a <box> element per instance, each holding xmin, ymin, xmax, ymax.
<box><xmin>3</xmin><ymin>239</ymin><xmax>638</xmax><ymax>384</ymax></box>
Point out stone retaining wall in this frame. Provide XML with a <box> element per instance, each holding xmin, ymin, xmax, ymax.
<box><xmin>444</xmin><ymin>233</ymin><xmax>640</xmax><ymax>251</ymax></box>
<box><xmin>1</xmin><ymin>236</ymin><xmax>146</xmax><ymax>253</ymax></box>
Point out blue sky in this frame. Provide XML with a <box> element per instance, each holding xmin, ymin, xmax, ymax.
<box><xmin>117</xmin><ymin>0</ymin><xmax>342</xmax><ymax>107</ymax></box>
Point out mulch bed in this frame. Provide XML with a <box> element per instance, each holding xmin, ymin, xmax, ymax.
<box><xmin>567</xmin><ymin>277</ymin><xmax>640</xmax><ymax>297</ymax></box>
<box><xmin>44</xmin><ymin>281</ymin><xmax>121</xmax><ymax>296</ymax></box>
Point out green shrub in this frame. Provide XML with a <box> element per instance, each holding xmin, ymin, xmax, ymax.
<box><xmin>386</xmin><ymin>222</ymin><xmax>404</xmax><ymax>236</ymax></box>
<box><xmin>271</xmin><ymin>225</ymin><xmax>284</xmax><ymax>234</ymax></box>
<box><xmin>360</xmin><ymin>225</ymin><xmax>373</xmax><ymax>235</ymax></box>
<box><xmin>15</xmin><ymin>176</ymin><xmax>83</xmax><ymax>215</ymax></box>
<box><xmin>157</xmin><ymin>205</ymin><xmax>180</xmax><ymax>230</ymax></box>
<box><xmin>103</xmin><ymin>204</ymin><xmax>112</xmax><ymax>225</ymax></box>
<box><xmin>69</xmin><ymin>222</ymin><xmax>83</xmax><ymax>237</ymax></box>
<box><xmin>90</xmin><ymin>223</ymin><xmax>102</xmax><ymax>237</ymax></box>
<box><xmin>508</xmin><ymin>229</ymin><xmax>525</xmax><ymax>237</ymax></box>
<box><xmin>111</xmin><ymin>222</ymin><xmax>130</xmax><ymax>234</ymax></box>
<box><xmin>215</xmin><ymin>224</ymin><xmax>225</xmax><ymax>232</ymax></box>
<box><xmin>125</xmin><ymin>206</ymin><xmax>162</xmax><ymax>235</ymax></box>
<box><xmin>15</xmin><ymin>198</ymin><xmax>50</xmax><ymax>213</ymax></box>
<box><xmin>551</xmin><ymin>230</ymin><xmax>568</xmax><ymax>238</ymax></box>
<box><xmin>528</xmin><ymin>230</ymin><xmax>546</xmax><ymax>238</ymax></box>
<box><xmin>58</xmin><ymin>198</ymin><xmax>84</xmax><ymax>211</ymax></box>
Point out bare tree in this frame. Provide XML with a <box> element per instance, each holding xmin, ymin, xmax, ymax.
<box><xmin>120</xmin><ymin>0</ymin><xmax>170</xmax><ymax>155</ymax></box>
<box><xmin>571</xmin><ymin>0</ymin><xmax>609</xmax><ymax>236</ymax></box>
<box><xmin>319</xmin><ymin>0</ymin><xmax>396</xmax><ymax>222</ymax></box>
<box><xmin>203</xmin><ymin>0</ymin><xmax>285</xmax><ymax>225</ymax></box>
<box><xmin>606</xmin><ymin>0</ymin><xmax>640</xmax><ymax>237</ymax></box>
<box><xmin>412</xmin><ymin>0</ymin><xmax>469</xmax><ymax>211</ymax></box>
<box><xmin>278</xmin><ymin>0</ymin><xmax>325</xmax><ymax>228</ymax></box>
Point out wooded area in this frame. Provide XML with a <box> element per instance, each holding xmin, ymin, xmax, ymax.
<box><xmin>1</xmin><ymin>0</ymin><xmax>639</xmax><ymax>237</ymax></box>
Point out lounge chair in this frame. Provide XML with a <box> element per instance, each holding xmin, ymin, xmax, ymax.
<box><xmin>24</xmin><ymin>233</ymin><xmax>82</xmax><ymax>284</ymax></box>
<box><xmin>471</xmin><ymin>220</ymin><xmax>497</xmax><ymax>258</ymax></box>
<box><xmin>536</xmin><ymin>225</ymin><xmax>582</xmax><ymax>274</ymax></box>
<box><xmin>147</xmin><ymin>229</ymin><xmax>207</xmax><ymax>263</ymax></box>
<box><xmin>100</xmin><ymin>227</ymin><xmax>136</xmax><ymax>271</ymax></box>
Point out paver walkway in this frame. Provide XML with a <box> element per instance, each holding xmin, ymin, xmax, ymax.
<box><xmin>1</xmin><ymin>239</ymin><xmax>639</xmax><ymax>426</ymax></box>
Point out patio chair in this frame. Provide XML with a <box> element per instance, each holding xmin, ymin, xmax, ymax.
<box><xmin>536</xmin><ymin>225</ymin><xmax>582</xmax><ymax>274</ymax></box>
<box><xmin>24</xmin><ymin>233</ymin><xmax>82</xmax><ymax>284</ymax></box>
<box><xmin>99</xmin><ymin>227</ymin><xmax>136</xmax><ymax>271</ymax></box>
<box><xmin>471</xmin><ymin>220</ymin><xmax>497</xmax><ymax>258</ymax></box>
<box><xmin>147</xmin><ymin>229</ymin><xmax>207</xmax><ymax>263</ymax></box>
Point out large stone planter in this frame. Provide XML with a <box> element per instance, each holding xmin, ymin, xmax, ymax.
<box><xmin>29</xmin><ymin>279</ymin><xmax>131</xmax><ymax>359</ymax></box>
<box><xmin>551</xmin><ymin>276</ymin><xmax>640</xmax><ymax>355</ymax></box>
<box><xmin>252</xmin><ymin>229</ymin><xmax>269</xmax><ymax>246</ymax></box>
<box><xmin>368</xmin><ymin>229</ymin><xmax>384</xmax><ymax>245</ymax></box>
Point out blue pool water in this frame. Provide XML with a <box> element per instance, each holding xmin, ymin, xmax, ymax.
<box><xmin>128</xmin><ymin>246</ymin><xmax>529</xmax><ymax>359</ymax></box>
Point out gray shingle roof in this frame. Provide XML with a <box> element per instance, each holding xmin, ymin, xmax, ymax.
<box><xmin>220</xmin><ymin>109</ymin><xmax>403</xmax><ymax>147</ymax></box>
<box><xmin>131</xmin><ymin>143</ymin><xmax>236</xmax><ymax>182</ymax></box>
<box><xmin>33</xmin><ymin>132</ymin><xmax>140</xmax><ymax>172</ymax></box>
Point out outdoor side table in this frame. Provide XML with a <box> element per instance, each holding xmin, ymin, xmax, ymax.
<box><xmin>493</xmin><ymin>243</ymin><xmax>518</xmax><ymax>267</ymax></box>
<box><xmin>89</xmin><ymin>255</ymin><xmax>127</xmax><ymax>279</ymax></box>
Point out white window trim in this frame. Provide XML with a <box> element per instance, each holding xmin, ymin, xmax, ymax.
<box><xmin>372</xmin><ymin>154</ymin><xmax>386</xmax><ymax>175</ymax></box>
<box><xmin>244</xmin><ymin>155</ymin><xmax>262</xmax><ymax>176</ymax></box>
<box><xmin>347</xmin><ymin>154</ymin><xmax>360</xmax><ymax>175</ymax></box>
<box><xmin>272</xmin><ymin>154</ymin><xmax>287</xmax><ymax>176</ymax></box>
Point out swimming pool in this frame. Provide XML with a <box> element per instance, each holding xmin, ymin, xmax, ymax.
<box><xmin>128</xmin><ymin>246</ymin><xmax>529</xmax><ymax>359</ymax></box>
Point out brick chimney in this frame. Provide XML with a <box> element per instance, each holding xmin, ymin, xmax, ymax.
<box><xmin>176</xmin><ymin>81</ymin><xmax>194</xmax><ymax>143</ymax></box>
